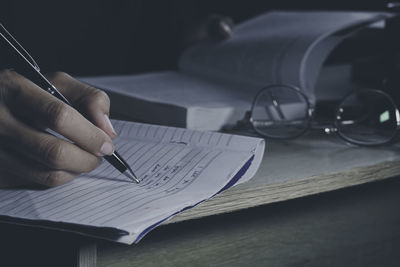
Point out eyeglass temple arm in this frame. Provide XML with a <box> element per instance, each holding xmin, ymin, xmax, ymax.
<box><xmin>252</xmin><ymin>119</ymin><xmax>306</xmax><ymax>127</ymax></box>
<box><xmin>0</xmin><ymin>23</ymin><xmax>40</xmax><ymax>71</ymax></box>
<box><xmin>266</xmin><ymin>91</ymin><xmax>287</xmax><ymax>120</ymax></box>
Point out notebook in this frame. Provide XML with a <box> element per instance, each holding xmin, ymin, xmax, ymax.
<box><xmin>80</xmin><ymin>11</ymin><xmax>393</xmax><ymax>131</ymax></box>
<box><xmin>0</xmin><ymin>120</ymin><xmax>265</xmax><ymax>244</ymax></box>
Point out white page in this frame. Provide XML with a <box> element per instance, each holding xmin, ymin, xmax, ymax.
<box><xmin>180</xmin><ymin>11</ymin><xmax>391</xmax><ymax>103</ymax></box>
<box><xmin>80</xmin><ymin>71</ymin><xmax>254</xmax><ymax>130</ymax></box>
<box><xmin>81</xmin><ymin>11</ymin><xmax>391</xmax><ymax>131</ymax></box>
<box><xmin>0</xmin><ymin>120</ymin><xmax>264</xmax><ymax>244</ymax></box>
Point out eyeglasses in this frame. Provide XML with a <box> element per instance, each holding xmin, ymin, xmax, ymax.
<box><xmin>236</xmin><ymin>84</ymin><xmax>400</xmax><ymax>146</ymax></box>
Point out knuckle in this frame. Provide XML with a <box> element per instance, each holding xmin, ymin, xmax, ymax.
<box><xmin>38</xmin><ymin>139</ymin><xmax>66</xmax><ymax>168</ymax></box>
<box><xmin>46</xmin><ymin>71</ymin><xmax>68</xmax><ymax>83</ymax></box>
<box><xmin>43</xmin><ymin>101</ymin><xmax>70</xmax><ymax>129</ymax></box>
<box><xmin>0</xmin><ymin>107</ymin><xmax>13</xmax><ymax>136</ymax></box>
<box><xmin>0</xmin><ymin>70</ymin><xmax>36</xmax><ymax>106</ymax></box>
<box><xmin>85</xmin><ymin>157</ymin><xmax>101</xmax><ymax>173</ymax></box>
<box><xmin>75</xmin><ymin>86</ymin><xmax>110</xmax><ymax>113</ymax></box>
<box><xmin>90</xmin><ymin>89</ymin><xmax>110</xmax><ymax>108</ymax></box>
<box><xmin>0</xmin><ymin>69</ymin><xmax>18</xmax><ymax>95</ymax></box>
<box><xmin>0</xmin><ymin>69</ymin><xmax>17</xmax><ymax>80</ymax></box>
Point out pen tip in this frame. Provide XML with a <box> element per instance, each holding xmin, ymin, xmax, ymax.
<box><xmin>123</xmin><ymin>170</ymin><xmax>140</xmax><ymax>184</ymax></box>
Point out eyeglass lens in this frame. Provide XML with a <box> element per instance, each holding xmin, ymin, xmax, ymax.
<box><xmin>335</xmin><ymin>90</ymin><xmax>398</xmax><ymax>145</ymax></box>
<box><xmin>251</xmin><ymin>85</ymin><xmax>310</xmax><ymax>138</ymax></box>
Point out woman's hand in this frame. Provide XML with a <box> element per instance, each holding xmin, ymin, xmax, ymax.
<box><xmin>0</xmin><ymin>70</ymin><xmax>116</xmax><ymax>188</ymax></box>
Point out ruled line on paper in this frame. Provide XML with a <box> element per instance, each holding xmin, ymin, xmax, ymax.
<box><xmin>25</xmin><ymin>139</ymin><xmax>192</xmax><ymax>219</ymax></box>
<box><xmin>2</xmin><ymin>140</ymin><xmax>142</xmax><ymax>216</ymax></box>
<box><xmin>0</xmin><ymin>119</ymin><xmax>264</xmax><ymax>243</ymax></box>
<box><xmin>98</xmin><ymin>150</ymin><xmax>222</xmax><ymax>225</ymax></box>
<box><xmin>113</xmin><ymin>122</ymin><xmax>241</xmax><ymax>149</ymax></box>
<box><xmin>0</xmin><ymin>123</ymin><xmax>253</xmax><ymax>216</ymax></box>
<box><xmin>29</xmin><ymin>143</ymin><xmax>186</xmax><ymax>217</ymax></box>
<box><xmin>0</xmin><ymin>127</ymin><xmax>222</xmax><ymax>221</ymax></box>
<box><xmin>21</xmin><ymin>146</ymin><xmax>207</xmax><ymax>224</ymax></box>
<box><xmin>84</xmin><ymin>150</ymin><xmax>212</xmax><ymax>225</ymax></box>
<box><xmin>45</xmin><ymin>146</ymin><xmax>191</xmax><ymax>221</ymax></box>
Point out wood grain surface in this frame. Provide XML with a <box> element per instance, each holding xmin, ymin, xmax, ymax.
<box><xmin>98</xmin><ymin>176</ymin><xmax>400</xmax><ymax>267</ymax></box>
<box><xmin>167</xmin><ymin>133</ymin><xmax>400</xmax><ymax>224</ymax></box>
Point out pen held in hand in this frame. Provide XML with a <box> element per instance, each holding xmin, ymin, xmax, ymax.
<box><xmin>0</xmin><ymin>23</ymin><xmax>140</xmax><ymax>183</ymax></box>
<box><xmin>104</xmin><ymin>152</ymin><xmax>140</xmax><ymax>183</ymax></box>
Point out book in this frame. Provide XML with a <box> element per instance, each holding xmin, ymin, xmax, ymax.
<box><xmin>80</xmin><ymin>11</ymin><xmax>392</xmax><ymax>131</ymax></box>
<box><xmin>0</xmin><ymin>120</ymin><xmax>264</xmax><ymax>244</ymax></box>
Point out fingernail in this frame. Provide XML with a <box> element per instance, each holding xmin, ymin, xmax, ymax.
<box><xmin>100</xmin><ymin>142</ymin><xmax>114</xmax><ymax>156</ymax></box>
<box><xmin>104</xmin><ymin>114</ymin><xmax>117</xmax><ymax>137</ymax></box>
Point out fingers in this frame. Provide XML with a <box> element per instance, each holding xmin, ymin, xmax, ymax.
<box><xmin>6</xmin><ymin>71</ymin><xmax>114</xmax><ymax>157</ymax></box>
<box><xmin>0</xmin><ymin>148</ymin><xmax>76</xmax><ymax>187</ymax></box>
<box><xmin>0</xmin><ymin>70</ymin><xmax>106</xmax><ymax>188</ymax></box>
<box><xmin>45</xmin><ymin>72</ymin><xmax>117</xmax><ymax>138</ymax></box>
<box><xmin>75</xmin><ymin>88</ymin><xmax>117</xmax><ymax>139</ymax></box>
<box><xmin>0</xmin><ymin>110</ymin><xmax>100</xmax><ymax>174</ymax></box>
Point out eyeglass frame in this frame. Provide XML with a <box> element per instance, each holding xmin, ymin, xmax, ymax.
<box><xmin>246</xmin><ymin>83</ymin><xmax>400</xmax><ymax>146</ymax></box>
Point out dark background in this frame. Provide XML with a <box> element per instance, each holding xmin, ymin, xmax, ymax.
<box><xmin>0</xmin><ymin>0</ymin><xmax>391</xmax><ymax>76</ymax></box>
<box><xmin>1</xmin><ymin>4</ymin><xmax>400</xmax><ymax>266</ymax></box>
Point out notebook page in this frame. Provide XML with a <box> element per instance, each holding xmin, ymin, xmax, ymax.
<box><xmin>0</xmin><ymin>120</ymin><xmax>265</xmax><ymax>244</ymax></box>
<box><xmin>112</xmin><ymin>120</ymin><xmax>265</xmax><ymax>185</ymax></box>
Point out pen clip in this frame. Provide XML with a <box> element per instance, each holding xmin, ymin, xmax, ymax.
<box><xmin>0</xmin><ymin>23</ymin><xmax>41</xmax><ymax>72</ymax></box>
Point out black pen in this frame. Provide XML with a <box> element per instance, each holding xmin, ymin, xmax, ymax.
<box><xmin>0</xmin><ymin>23</ymin><xmax>140</xmax><ymax>183</ymax></box>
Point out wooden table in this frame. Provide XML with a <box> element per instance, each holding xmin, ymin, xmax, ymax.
<box><xmin>1</xmin><ymin>133</ymin><xmax>400</xmax><ymax>267</ymax></box>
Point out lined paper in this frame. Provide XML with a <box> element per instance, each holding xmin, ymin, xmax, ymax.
<box><xmin>0</xmin><ymin>120</ymin><xmax>264</xmax><ymax>244</ymax></box>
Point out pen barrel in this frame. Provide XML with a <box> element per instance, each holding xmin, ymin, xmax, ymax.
<box><xmin>1</xmin><ymin>22</ymin><xmax>133</xmax><ymax>179</ymax></box>
<box><xmin>104</xmin><ymin>153</ymin><xmax>126</xmax><ymax>173</ymax></box>
<box><xmin>23</xmin><ymin>66</ymin><xmax>72</xmax><ymax>105</ymax></box>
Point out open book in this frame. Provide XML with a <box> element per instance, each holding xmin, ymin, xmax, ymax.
<box><xmin>0</xmin><ymin>120</ymin><xmax>264</xmax><ymax>244</ymax></box>
<box><xmin>80</xmin><ymin>11</ymin><xmax>392</xmax><ymax>131</ymax></box>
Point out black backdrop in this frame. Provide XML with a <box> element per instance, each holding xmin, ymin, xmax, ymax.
<box><xmin>0</xmin><ymin>0</ymin><xmax>390</xmax><ymax>76</ymax></box>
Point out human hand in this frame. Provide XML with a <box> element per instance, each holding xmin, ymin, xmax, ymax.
<box><xmin>0</xmin><ymin>70</ymin><xmax>116</xmax><ymax>188</ymax></box>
